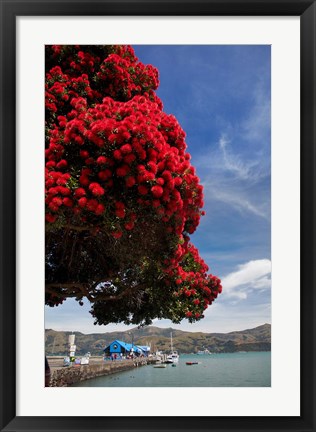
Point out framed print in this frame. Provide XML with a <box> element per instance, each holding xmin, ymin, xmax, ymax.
<box><xmin>0</xmin><ymin>1</ymin><xmax>315</xmax><ymax>431</ymax></box>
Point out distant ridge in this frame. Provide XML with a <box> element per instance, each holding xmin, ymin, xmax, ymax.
<box><xmin>45</xmin><ymin>323</ymin><xmax>271</xmax><ymax>355</ymax></box>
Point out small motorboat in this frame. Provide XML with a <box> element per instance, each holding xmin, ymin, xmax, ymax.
<box><xmin>186</xmin><ymin>361</ymin><xmax>199</xmax><ymax>365</ymax></box>
<box><xmin>153</xmin><ymin>363</ymin><xmax>167</xmax><ymax>368</ymax></box>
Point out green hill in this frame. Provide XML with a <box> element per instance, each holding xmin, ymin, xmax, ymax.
<box><xmin>45</xmin><ymin>323</ymin><xmax>271</xmax><ymax>355</ymax></box>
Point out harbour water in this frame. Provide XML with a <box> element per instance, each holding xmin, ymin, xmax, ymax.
<box><xmin>72</xmin><ymin>351</ymin><xmax>271</xmax><ymax>387</ymax></box>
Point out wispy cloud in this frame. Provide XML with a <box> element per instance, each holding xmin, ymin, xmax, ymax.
<box><xmin>242</xmin><ymin>79</ymin><xmax>271</xmax><ymax>143</ymax></box>
<box><xmin>219</xmin><ymin>135</ymin><xmax>256</xmax><ymax>181</ymax></box>
<box><xmin>202</xmin><ymin>179</ymin><xmax>269</xmax><ymax>219</ymax></box>
<box><xmin>221</xmin><ymin>259</ymin><xmax>271</xmax><ymax>300</ymax></box>
<box><xmin>195</xmin><ymin>105</ymin><xmax>270</xmax><ymax>221</ymax></box>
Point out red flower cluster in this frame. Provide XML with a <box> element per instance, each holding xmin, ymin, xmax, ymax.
<box><xmin>45</xmin><ymin>45</ymin><xmax>160</xmax><ymax>123</ymax></box>
<box><xmin>96</xmin><ymin>52</ymin><xmax>159</xmax><ymax>101</ymax></box>
<box><xmin>45</xmin><ymin>93</ymin><xmax>204</xmax><ymax>241</ymax></box>
<box><xmin>164</xmin><ymin>242</ymin><xmax>222</xmax><ymax>321</ymax></box>
<box><xmin>45</xmin><ymin>66</ymin><xmax>98</xmax><ymax>116</ymax></box>
<box><xmin>45</xmin><ymin>45</ymin><xmax>222</xmax><ymax>321</ymax></box>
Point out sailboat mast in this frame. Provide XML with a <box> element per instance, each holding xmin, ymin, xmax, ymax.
<box><xmin>171</xmin><ymin>332</ymin><xmax>173</xmax><ymax>352</ymax></box>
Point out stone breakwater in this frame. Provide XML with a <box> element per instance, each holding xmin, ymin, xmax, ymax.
<box><xmin>49</xmin><ymin>359</ymin><xmax>151</xmax><ymax>387</ymax></box>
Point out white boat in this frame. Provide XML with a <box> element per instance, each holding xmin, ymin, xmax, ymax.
<box><xmin>153</xmin><ymin>364</ymin><xmax>167</xmax><ymax>368</ymax></box>
<box><xmin>166</xmin><ymin>351</ymin><xmax>179</xmax><ymax>363</ymax></box>
<box><xmin>197</xmin><ymin>348</ymin><xmax>212</xmax><ymax>355</ymax></box>
<box><xmin>165</xmin><ymin>332</ymin><xmax>179</xmax><ymax>364</ymax></box>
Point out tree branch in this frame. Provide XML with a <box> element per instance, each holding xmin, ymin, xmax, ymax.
<box><xmin>45</xmin><ymin>282</ymin><xmax>93</xmax><ymax>301</ymax></box>
<box><xmin>45</xmin><ymin>280</ymin><xmax>148</xmax><ymax>303</ymax></box>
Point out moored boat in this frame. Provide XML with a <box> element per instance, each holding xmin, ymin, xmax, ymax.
<box><xmin>197</xmin><ymin>349</ymin><xmax>212</xmax><ymax>355</ymax></box>
<box><xmin>166</xmin><ymin>351</ymin><xmax>179</xmax><ymax>363</ymax></box>
<box><xmin>165</xmin><ymin>332</ymin><xmax>179</xmax><ymax>364</ymax></box>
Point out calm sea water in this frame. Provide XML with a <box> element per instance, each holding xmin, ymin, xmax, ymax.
<box><xmin>72</xmin><ymin>352</ymin><xmax>271</xmax><ymax>387</ymax></box>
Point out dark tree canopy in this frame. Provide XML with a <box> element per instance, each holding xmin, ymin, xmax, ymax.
<box><xmin>45</xmin><ymin>45</ymin><xmax>222</xmax><ymax>326</ymax></box>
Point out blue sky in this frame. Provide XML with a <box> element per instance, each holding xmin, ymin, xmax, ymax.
<box><xmin>45</xmin><ymin>45</ymin><xmax>271</xmax><ymax>334</ymax></box>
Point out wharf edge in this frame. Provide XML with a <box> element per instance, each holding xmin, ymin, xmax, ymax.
<box><xmin>47</xmin><ymin>356</ymin><xmax>158</xmax><ymax>387</ymax></box>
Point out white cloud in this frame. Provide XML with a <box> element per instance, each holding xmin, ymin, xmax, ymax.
<box><xmin>221</xmin><ymin>259</ymin><xmax>271</xmax><ymax>300</ymax></box>
<box><xmin>204</xmin><ymin>301</ymin><xmax>271</xmax><ymax>333</ymax></box>
<box><xmin>252</xmin><ymin>275</ymin><xmax>271</xmax><ymax>290</ymax></box>
<box><xmin>154</xmin><ymin>301</ymin><xmax>271</xmax><ymax>334</ymax></box>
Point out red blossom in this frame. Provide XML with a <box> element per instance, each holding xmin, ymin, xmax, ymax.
<box><xmin>113</xmin><ymin>149</ymin><xmax>122</xmax><ymax>160</ymax></box>
<box><xmin>138</xmin><ymin>185</ymin><xmax>148</xmax><ymax>195</ymax></box>
<box><xmin>46</xmin><ymin>213</ymin><xmax>57</xmax><ymax>223</ymax></box>
<box><xmin>97</xmin><ymin>156</ymin><xmax>107</xmax><ymax>165</ymax></box>
<box><xmin>62</xmin><ymin>197</ymin><xmax>73</xmax><ymax>207</ymax></box>
<box><xmin>111</xmin><ymin>231</ymin><xmax>123</xmax><ymax>239</ymax></box>
<box><xmin>116</xmin><ymin>165</ymin><xmax>130</xmax><ymax>177</ymax></box>
<box><xmin>95</xmin><ymin>204</ymin><xmax>105</xmax><ymax>215</ymax></box>
<box><xmin>151</xmin><ymin>185</ymin><xmax>164</xmax><ymax>198</ymax></box>
<box><xmin>120</xmin><ymin>144</ymin><xmax>132</xmax><ymax>154</ymax></box>
<box><xmin>125</xmin><ymin>176</ymin><xmax>136</xmax><ymax>188</ymax></box>
<box><xmin>115</xmin><ymin>209</ymin><xmax>125</xmax><ymax>218</ymax></box>
<box><xmin>89</xmin><ymin>182</ymin><xmax>105</xmax><ymax>196</ymax></box>
<box><xmin>98</xmin><ymin>169</ymin><xmax>112</xmax><ymax>181</ymax></box>
<box><xmin>78</xmin><ymin>197</ymin><xmax>87</xmax><ymax>208</ymax></box>
<box><xmin>74</xmin><ymin>188</ymin><xmax>86</xmax><ymax>198</ymax></box>
<box><xmin>124</xmin><ymin>221</ymin><xmax>134</xmax><ymax>230</ymax></box>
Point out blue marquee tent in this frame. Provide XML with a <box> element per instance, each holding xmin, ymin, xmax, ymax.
<box><xmin>103</xmin><ymin>340</ymin><xmax>141</xmax><ymax>355</ymax></box>
<box><xmin>103</xmin><ymin>340</ymin><xmax>150</xmax><ymax>356</ymax></box>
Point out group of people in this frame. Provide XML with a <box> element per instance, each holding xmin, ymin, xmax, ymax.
<box><xmin>106</xmin><ymin>352</ymin><xmax>139</xmax><ymax>361</ymax></box>
<box><xmin>109</xmin><ymin>352</ymin><xmax>126</xmax><ymax>361</ymax></box>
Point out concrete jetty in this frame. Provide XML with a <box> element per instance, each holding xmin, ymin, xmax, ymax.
<box><xmin>47</xmin><ymin>356</ymin><xmax>156</xmax><ymax>387</ymax></box>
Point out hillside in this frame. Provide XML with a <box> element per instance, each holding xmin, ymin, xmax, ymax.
<box><xmin>45</xmin><ymin>323</ymin><xmax>271</xmax><ymax>355</ymax></box>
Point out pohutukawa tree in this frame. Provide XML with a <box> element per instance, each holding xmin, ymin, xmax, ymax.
<box><xmin>45</xmin><ymin>45</ymin><xmax>222</xmax><ymax>326</ymax></box>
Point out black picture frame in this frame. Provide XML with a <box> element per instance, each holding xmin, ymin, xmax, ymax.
<box><xmin>0</xmin><ymin>1</ymin><xmax>315</xmax><ymax>431</ymax></box>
